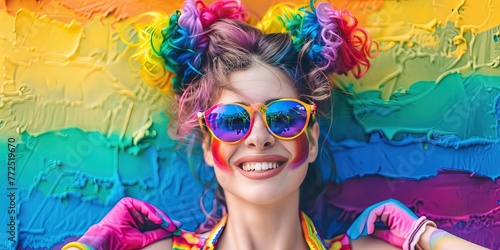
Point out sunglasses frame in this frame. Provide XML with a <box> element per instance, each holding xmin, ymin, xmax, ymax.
<box><xmin>197</xmin><ymin>98</ymin><xmax>316</xmax><ymax>144</ymax></box>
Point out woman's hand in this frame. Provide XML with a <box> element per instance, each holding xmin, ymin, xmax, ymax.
<box><xmin>63</xmin><ymin>197</ymin><xmax>181</xmax><ymax>250</ymax></box>
<box><xmin>346</xmin><ymin>199</ymin><xmax>436</xmax><ymax>250</ymax></box>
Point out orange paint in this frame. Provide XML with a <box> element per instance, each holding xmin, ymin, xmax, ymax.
<box><xmin>211</xmin><ymin>139</ymin><xmax>232</xmax><ymax>172</ymax></box>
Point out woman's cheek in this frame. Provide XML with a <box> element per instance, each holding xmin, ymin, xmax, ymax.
<box><xmin>289</xmin><ymin>134</ymin><xmax>309</xmax><ymax>169</ymax></box>
<box><xmin>211</xmin><ymin>139</ymin><xmax>232</xmax><ymax>172</ymax></box>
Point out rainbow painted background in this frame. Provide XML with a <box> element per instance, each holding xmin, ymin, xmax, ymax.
<box><xmin>1</xmin><ymin>0</ymin><xmax>500</xmax><ymax>249</ymax></box>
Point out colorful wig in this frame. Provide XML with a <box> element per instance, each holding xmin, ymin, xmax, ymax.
<box><xmin>130</xmin><ymin>0</ymin><xmax>376</xmax><ymax>102</ymax></box>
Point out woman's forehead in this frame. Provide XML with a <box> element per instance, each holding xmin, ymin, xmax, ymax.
<box><xmin>219</xmin><ymin>64</ymin><xmax>298</xmax><ymax>103</ymax></box>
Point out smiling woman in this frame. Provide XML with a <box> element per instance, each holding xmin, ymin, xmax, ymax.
<box><xmin>201</xmin><ymin>63</ymin><xmax>317</xmax><ymax>209</ymax></box>
<box><xmin>61</xmin><ymin>0</ymin><xmax>489</xmax><ymax>250</ymax></box>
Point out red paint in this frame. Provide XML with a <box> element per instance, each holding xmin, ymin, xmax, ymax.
<box><xmin>289</xmin><ymin>133</ymin><xmax>309</xmax><ymax>169</ymax></box>
<box><xmin>211</xmin><ymin>139</ymin><xmax>232</xmax><ymax>172</ymax></box>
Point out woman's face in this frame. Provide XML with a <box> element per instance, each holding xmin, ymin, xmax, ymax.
<box><xmin>202</xmin><ymin>63</ymin><xmax>320</xmax><ymax>206</ymax></box>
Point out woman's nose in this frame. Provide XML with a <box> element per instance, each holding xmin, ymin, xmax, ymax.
<box><xmin>244</xmin><ymin>112</ymin><xmax>275</xmax><ymax>150</ymax></box>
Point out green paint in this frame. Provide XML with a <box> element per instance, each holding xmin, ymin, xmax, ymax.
<box><xmin>331</xmin><ymin>74</ymin><xmax>500</xmax><ymax>140</ymax></box>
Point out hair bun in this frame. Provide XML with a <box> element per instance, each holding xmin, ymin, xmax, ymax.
<box><xmin>160</xmin><ymin>0</ymin><xmax>249</xmax><ymax>94</ymax></box>
<box><xmin>306</xmin><ymin>2</ymin><xmax>376</xmax><ymax>77</ymax></box>
<box><xmin>259</xmin><ymin>1</ymin><xmax>376</xmax><ymax>78</ymax></box>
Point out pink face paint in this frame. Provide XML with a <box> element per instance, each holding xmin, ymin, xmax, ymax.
<box><xmin>288</xmin><ymin>133</ymin><xmax>309</xmax><ymax>169</ymax></box>
<box><xmin>210</xmin><ymin>139</ymin><xmax>232</xmax><ymax>172</ymax></box>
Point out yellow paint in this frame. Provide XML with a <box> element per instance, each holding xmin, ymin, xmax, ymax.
<box><xmin>13</xmin><ymin>8</ymin><xmax>83</xmax><ymax>57</ymax></box>
<box><xmin>0</xmin><ymin>6</ymin><xmax>167</xmax><ymax>140</ymax></box>
<box><xmin>354</xmin><ymin>0</ymin><xmax>499</xmax><ymax>35</ymax></box>
<box><xmin>330</xmin><ymin>0</ymin><xmax>500</xmax><ymax>99</ymax></box>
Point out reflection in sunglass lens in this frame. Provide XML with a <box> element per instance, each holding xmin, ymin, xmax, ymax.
<box><xmin>207</xmin><ymin>104</ymin><xmax>251</xmax><ymax>142</ymax></box>
<box><xmin>266</xmin><ymin>100</ymin><xmax>307</xmax><ymax>138</ymax></box>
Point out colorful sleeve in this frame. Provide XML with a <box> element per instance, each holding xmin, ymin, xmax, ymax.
<box><xmin>172</xmin><ymin>231</ymin><xmax>207</xmax><ymax>250</ymax></box>
<box><xmin>61</xmin><ymin>242</ymin><xmax>95</xmax><ymax>250</ymax></box>
<box><xmin>326</xmin><ymin>234</ymin><xmax>351</xmax><ymax>250</ymax></box>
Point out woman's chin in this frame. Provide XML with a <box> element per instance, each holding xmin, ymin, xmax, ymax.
<box><xmin>224</xmin><ymin>185</ymin><xmax>299</xmax><ymax>207</ymax></box>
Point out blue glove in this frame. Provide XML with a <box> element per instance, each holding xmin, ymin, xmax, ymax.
<box><xmin>347</xmin><ymin>199</ymin><xmax>436</xmax><ymax>250</ymax></box>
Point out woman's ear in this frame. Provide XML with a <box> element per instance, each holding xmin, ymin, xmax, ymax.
<box><xmin>307</xmin><ymin>122</ymin><xmax>320</xmax><ymax>163</ymax></box>
<box><xmin>202</xmin><ymin>136</ymin><xmax>215</xmax><ymax>167</ymax></box>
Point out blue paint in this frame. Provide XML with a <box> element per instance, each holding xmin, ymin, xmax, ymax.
<box><xmin>328</xmin><ymin>132</ymin><xmax>500</xmax><ymax>181</ymax></box>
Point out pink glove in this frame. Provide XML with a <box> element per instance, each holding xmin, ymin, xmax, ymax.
<box><xmin>63</xmin><ymin>197</ymin><xmax>181</xmax><ymax>250</ymax></box>
<box><xmin>346</xmin><ymin>199</ymin><xmax>436</xmax><ymax>250</ymax></box>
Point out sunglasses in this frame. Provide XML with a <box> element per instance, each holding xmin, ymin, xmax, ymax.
<box><xmin>197</xmin><ymin>98</ymin><xmax>316</xmax><ymax>144</ymax></box>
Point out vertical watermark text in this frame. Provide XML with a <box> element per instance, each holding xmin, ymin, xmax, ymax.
<box><xmin>6</xmin><ymin>138</ymin><xmax>17</xmax><ymax>243</ymax></box>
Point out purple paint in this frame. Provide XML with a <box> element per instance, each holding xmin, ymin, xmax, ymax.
<box><xmin>289</xmin><ymin>133</ymin><xmax>309</xmax><ymax>169</ymax></box>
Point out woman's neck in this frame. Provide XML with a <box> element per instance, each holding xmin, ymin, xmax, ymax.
<box><xmin>216</xmin><ymin>190</ymin><xmax>309</xmax><ymax>250</ymax></box>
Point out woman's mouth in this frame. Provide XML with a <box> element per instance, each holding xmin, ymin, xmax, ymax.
<box><xmin>236</xmin><ymin>161</ymin><xmax>286</xmax><ymax>180</ymax></box>
<box><xmin>240</xmin><ymin>162</ymin><xmax>283</xmax><ymax>172</ymax></box>
<box><xmin>233</xmin><ymin>155</ymin><xmax>288</xmax><ymax>180</ymax></box>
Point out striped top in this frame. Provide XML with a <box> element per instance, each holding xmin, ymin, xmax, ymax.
<box><xmin>172</xmin><ymin>211</ymin><xmax>351</xmax><ymax>250</ymax></box>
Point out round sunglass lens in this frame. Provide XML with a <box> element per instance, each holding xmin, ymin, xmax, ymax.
<box><xmin>207</xmin><ymin>104</ymin><xmax>250</xmax><ymax>142</ymax></box>
<box><xmin>266</xmin><ymin>100</ymin><xmax>307</xmax><ymax>138</ymax></box>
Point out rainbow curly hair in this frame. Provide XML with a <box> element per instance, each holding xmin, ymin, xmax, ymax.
<box><xmin>258</xmin><ymin>1</ymin><xmax>373</xmax><ymax>78</ymax></box>
<box><xmin>127</xmin><ymin>0</ymin><xmax>376</xmax><ymax>136</ymax></box>
<box><xmin>162</xmin><ymin>0</ymin><xmax>250</xmax><ymax>93</ymax></box>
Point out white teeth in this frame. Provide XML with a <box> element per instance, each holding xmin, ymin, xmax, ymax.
<box><xmin>262</xmin><ymin>162</ymin><xmax>269</xmax><ymax>170</ymax></box>
<box><xmin>255</xmin><ymin>163</ymin><xmax>262</xmax><ymax>171</ymax></box>
<box><xmin>241</xmin><ymin>162</ymin><xmax>280</xmax><ymax>172</ymax></box>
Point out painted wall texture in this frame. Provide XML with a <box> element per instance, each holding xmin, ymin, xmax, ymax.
<box><xmin>0</xmin><ymin>0</ymin><xmax>499</xmax><ymax>249</ymax></box>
